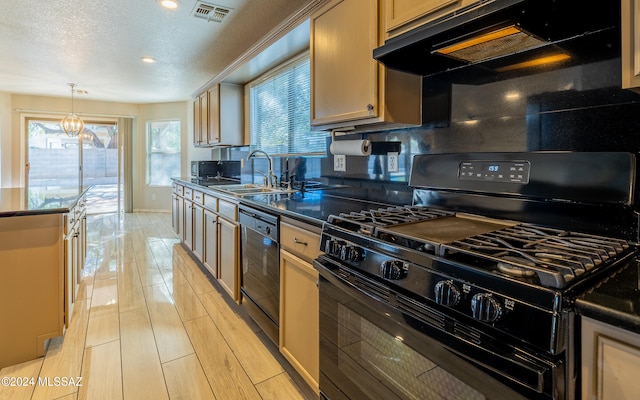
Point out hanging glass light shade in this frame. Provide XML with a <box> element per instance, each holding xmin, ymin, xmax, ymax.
<box><xmin>60</xmin><ymin>83</ymin><xmax>84</xmax><ymax>137</ymax></box>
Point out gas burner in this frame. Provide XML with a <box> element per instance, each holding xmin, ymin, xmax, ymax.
<box><xmin>328</xmin><ymin>206</ymin><xmax>452</xmax><ymax>236</ymax></box>
<box><xmin>443</xmin><ymin>224</ymin><xmax>631</xmax><ymax>288</ymax></box>
<box><xmin>497</xmin><ymin>256</ymin><xmax>537</xmax><ymax>277</ymax></box>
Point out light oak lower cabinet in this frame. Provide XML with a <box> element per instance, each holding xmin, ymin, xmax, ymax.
<box><xmin>581</xmin><ymin>316</ymin><xmax>640</xmax><ymax>399</ymax></box>
<box><xmin>192</xmin><ymin>190</ymin><xmax>205</xmax><ymax>261</ymax></box>
<box><xmin>64</xmin><ymin>194</ymin><xmax>87</xmax><ymax>329</ymax></box>
<box><xmin>184</xmin><ymin>199</ymin><xmax>194</xmax><ymax>250</ymax></box>
<box><xmin>171</xmin><ymin>182</ymin><xmax>240</xmax><ymax>302</ymax></box>
<box><xmin>0</xmin><ymin>194</ymin><xmax>86</xmax><ymax>369</ymax></box>
<box><xmin>218</xmin><ymin>215</ymin><xmax>239</xmax><ymax>301</ymax></box>
<box><xmin>279</xmin><ymin>219</ymin><xmax>321</xmax><ymax>394</ymax></box>
<box><xmin>172</xmin><ymin>193</ymin><xmax>181</xmax><ymax>236</ymax></box>
<box><xmin>203</xmin><ymin>208</ymin><xmax>218</xmax><ymax>277</ymax></box>
<box><xmin>622</xmin><ymin>0</ymin><xmax>640</xmax><ymax>90</ymax></box>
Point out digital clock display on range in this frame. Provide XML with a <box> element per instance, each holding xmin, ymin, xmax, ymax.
<box><xmin>458</xmin><ymin>160</ymin><xmax>530</xmax><ymax>184</ymax></box>
<box><xmin>483</xmin><ymin>164</ymin><xmax>500</xmax><ymax>172</ymax></box>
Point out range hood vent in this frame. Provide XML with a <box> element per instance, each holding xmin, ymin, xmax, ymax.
<box><xmin>373</xmin><ymin>0</ymin><xmax>620</xmax><ymax>77</ymax></box>
<box><xmin>192</xmin><ymin>1</ymin><xmax>233</xmax><ymax>23</ymax></box>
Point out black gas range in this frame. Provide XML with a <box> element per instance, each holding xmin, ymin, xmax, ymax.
<box><xmin>314</xmin><ymin>152</ymin><xmax>639</xmax><ymax>400</ymax></box>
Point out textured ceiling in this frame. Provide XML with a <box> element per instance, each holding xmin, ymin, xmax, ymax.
<box><xmin>0</xmin><ymin>0</ymin><xmax>309</xmax><ymax>103</ymax></box>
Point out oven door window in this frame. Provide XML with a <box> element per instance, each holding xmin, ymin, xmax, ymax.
<box><xmin>317</xmin><ymin>263</ymin><xmax>542</xmax><ymax>400</ymax></box>
<box><xmin>320</xmin><ymin>284</ymin><xmax>485</xmax><ymax>400</ymax></box>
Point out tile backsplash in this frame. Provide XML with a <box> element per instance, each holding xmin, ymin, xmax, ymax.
<box><xmin>219</xmin><ymin>57</ymin><xmax>640</xmax><ymax>191</ymax></box>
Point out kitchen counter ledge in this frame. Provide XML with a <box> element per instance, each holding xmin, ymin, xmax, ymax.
<box><xmin>172</xmin><ymin>177</ymin><xmax>412</xmax><ymax>226</ymax></box>
<box><xmin>577</xmin><ymin>260</ymin><xmax>640</xmax><ymax>335</ymax></box>
<box><xmin>0</xmin><ymin>186</ymin><xmax>89</xmax><ymax>217</ymax></box>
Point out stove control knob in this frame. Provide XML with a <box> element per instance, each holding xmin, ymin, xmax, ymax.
<box><xmin>347</xmin><ymin>246</ymin><xmax>365</xmax><ymax>262</ymax></box>
<box><xmin>434</xmin><ymin>280</ymin><xmax>460</xmax><ymax>307</ymax></box>
<box><xmin>471</xmin><ymin>293</ymin><xmax>502</xmax><ymax>323</ymax></box>
<box><xmin>381</xmin><ymin>260</ymin><xmax>407</xmax><ymax>280</ymax></box>
<box><xmin>326</xmin><ymin>240</ymin><xmax>343</xmax><ymax>258</ymax></box>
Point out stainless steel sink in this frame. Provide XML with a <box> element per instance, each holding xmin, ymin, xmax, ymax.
<box><xmin>211</xmin><ymin>184</ymin><xmax>295</xmax><ymax>196</ymax></box>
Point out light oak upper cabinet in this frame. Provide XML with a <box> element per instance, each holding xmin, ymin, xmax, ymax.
<box><xmin>384</xmin><ymin>0</ymin><xmax>477</xmax><ymax>38</ymax></box>
<box><xmin>581</xmin><ymin>316</ymin><xmax>640</xmax><ymax>399</ymax></box>
<box><xmin>622</xmin><ymin>0</ymin><xmax>640</xmax><ymax>90</ymax></box>
<box><xmin>193</xmin><ymin>92</ymin><xmax>208</xmax><ymax>146</ymax></box>
<box><xmin>310</xmin><ymin>0</ymin><xmax>421</xmax><ymax>131</ymax></box>
<box><xmin>193</xmin><ymin>83</ymin><xmax>244</xmax><ymax>146</ymax></box>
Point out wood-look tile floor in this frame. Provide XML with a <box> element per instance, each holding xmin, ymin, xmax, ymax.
<box><xmin>0</xmin><ymin>212</ymin><xmax>315</xmax><ymax>400</ymax></box>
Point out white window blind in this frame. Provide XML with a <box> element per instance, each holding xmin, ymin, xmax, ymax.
<box><xmin>250</xmin><ymin>56</ymin><xmax>327</xmax><ymax>155</ymax></box>
<box><xmin>146</xmin><ymin>120</ymin><xmax>181</xmax><ymax>186</ymax></box>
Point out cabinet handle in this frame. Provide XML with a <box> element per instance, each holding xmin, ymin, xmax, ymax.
<box><xmin>366</xmin><ymin>103</ymin><xmax>374</xmax><ymax>112</ymax></box>
<box><xmin>293</xmin><ymin>237</ymin><xmax>308</xmax><ymax>246</ymax></box>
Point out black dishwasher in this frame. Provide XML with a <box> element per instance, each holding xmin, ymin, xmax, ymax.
<box><xmin>239</xmin><ymin>205</ymin><xmax>280</xmax><ymax>345</ymax></box>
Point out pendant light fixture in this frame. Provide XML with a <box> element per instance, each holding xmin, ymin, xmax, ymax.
<box><xmin>60</xmin><ymin>83</ymin><xmax>84</xmax><ymax>137</ymax></box>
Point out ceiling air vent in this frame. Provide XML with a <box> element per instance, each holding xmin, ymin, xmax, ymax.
<box><xmin>192</xmin><ymin>1</ymin><xmax>233</xmax><ymax>23</ymax></box>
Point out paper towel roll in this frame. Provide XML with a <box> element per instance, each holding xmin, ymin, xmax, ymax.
<box><xmin>329</xmin><ymin>139</ymin><xmax>372</xmax><ymax>156</ymax></box>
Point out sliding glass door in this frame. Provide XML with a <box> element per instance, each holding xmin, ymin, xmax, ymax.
<box><xmin>26</xmin><ymin>118</ymin><xmax>122</xmax><ymax>214</ymax></box>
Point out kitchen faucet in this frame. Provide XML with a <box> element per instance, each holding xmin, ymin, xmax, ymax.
<box><xmin>247</xmin><ymin>149</ymin><xmax>277</xmax><ymax>188</ymax></box>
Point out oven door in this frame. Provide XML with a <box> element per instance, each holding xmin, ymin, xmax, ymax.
<box><xmin>314</xmin><ymin>256</ymin><xmax>563</xmax><ymax>400</ymax></box>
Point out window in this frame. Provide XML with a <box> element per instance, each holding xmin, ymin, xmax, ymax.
<box><xmin>146</xmin><ymin>120</ymin><xmax>181</xmax><ymax>186</ymax></box>
<box><xmin>249</xmin><ymin>54</ymin><xmax>327</xmax><ymax>155</ymax></box>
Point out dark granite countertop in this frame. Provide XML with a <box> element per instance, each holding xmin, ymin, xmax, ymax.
<box><xmin>172</xmin><ymin>177</ymin><xmax>413</xmax><ymax>226</ymax></box>
<box><xmin>576</xmin><ymin>259</ymin><xmax>640</xmax><ymax>334</ymax></box>
<box><xmin>0</xmin><ymin>186</ymin><xmax>89</xmax><ymax>217</ymax></box>
<box><xmin>239</xmin><ymin>187</ymin><xmax>413</xmax><ymax>225</ymax></box>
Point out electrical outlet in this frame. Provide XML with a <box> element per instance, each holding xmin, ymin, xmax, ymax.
<box><xmin>388</xmin><ymin>152</ymin><xmax>399</xmax><ymax>173</ymax></box>
<box><xmin>334</xmin><ymin>154</ymin><xmax>346</xmax><ymax>172</ymax></box>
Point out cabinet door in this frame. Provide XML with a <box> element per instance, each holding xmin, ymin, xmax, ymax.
<box><xmin>80</xmin><ymin>211</ymin><xmax>87</xmax><ymax>272</ymax></box>
<box><xmin>280</xmin><ymin>249</ymin><xmax>319</xmax><ymax>394</ymax></box>
<box><xmin>172</xmin><ymin>194</ymin><xmax>181</xmax><ymax>236</ymax></box>
<box><xmin>199</xmin><ymin>91</ymin><xmax>209</xmax><ymax>143</ymax></box>
<box><xmin>64</xmin><ymin>232</ymin><xmax>73</xmax><ymax>328</ymax></box>
<box><xmin>193</xmin><ymin>96</ymin><xmax>202</xmax><ymax>145</ymax></box>
<box><xmin>193</xmin><ymin>203</ymin><xmax>204</xmax><ymax>261</ymax></box>
<box><xmin>385</xmin><ymin>0</ymin><xmax>460</xmax><ymax>34</ymax></box>
<box><xmin>203</xmin><ymin>209</ymin><xmax>218</xmax><ymax>278</ymax></box>
<box><xmin>64</xmin><ymin>226</ymin><xmax>78</xmax><ymax>328</ymax></box>
<box><xmin>311</xmin><ymin>0</ymin><xmax>379</xmax><ymax>126</ymax></box>
<box><xmin>622</xmin><ymin>0</ymin><xmax>640</xmax><ymax>89</ymax></box>
<box><xmin>207</xmin><ymin>85</ymin><xmax>220</xmax><ymax>145</ymax></box>
<box><xmin>218</xmin><ymin>217</ymin><xmax>239</xmax><ymax>301</ymax></box>
<box><xmin>184</xmin><ymin>200</ymin><xmax>194</xmax><ymax>250</ymax></box>
<box><xmin>582</xmin><ymin>317</ymin><xmax>640</xmax><ymax>399</ymax></box>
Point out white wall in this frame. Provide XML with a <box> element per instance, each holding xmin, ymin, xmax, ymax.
<box><xmin>0</xmin><ymin>92</ymin><xmax>13</xmax><ymax>187</ymax></box>
<box><xmin>0</xmin><ymin>92</ymin><xmax>206</xmax><ymax>211</ymax></box>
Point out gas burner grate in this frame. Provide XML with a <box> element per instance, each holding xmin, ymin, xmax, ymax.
<box><xmin>327</xmin><ymin>206</ymin><xmax>452</xmax><ymax>235</ymax></box>
<box><xmin>441</xmin><ymin>224</ymin><xmax>630</xmax><ymax>288</ymax></box>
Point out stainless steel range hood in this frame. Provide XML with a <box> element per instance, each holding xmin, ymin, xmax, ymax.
<box><xmin>373</xmin><ymin>0</ymin><xmax>620</xmax><ymax>77</ymax></box>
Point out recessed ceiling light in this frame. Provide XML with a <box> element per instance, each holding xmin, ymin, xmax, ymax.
<box><xmin>140</xmin><ymin>56</ymin><xmax>157</xmax><ymax>64</ymax></box>
<box><xmin>159</xmin><ymin>0</ymin><xmax>179</xmax><ymax>9</ymax></box>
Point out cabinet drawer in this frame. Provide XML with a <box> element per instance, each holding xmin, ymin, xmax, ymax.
<box><xmin>193</xmin><ymin>190</ymin><xmax>204</xmax><ymax>204</ymax></box>
<box><xmin>218</xmin><ymin>199</ymin><xmax>238</xmax><ymax>221</ymax></box>
<box><xmin>172</xmin><ymin>183</ymin><xmax>184</xmax><ymax>196</ymax></box>
<box><xmin>183</xmin><ymin>187</ymin><xmax>193</xmax><ymax>200</ymax></box>
<box><xmin>204</xmin><ymin>194</ymin><xmax>218</xmax><ymax>211</ymax></box>
<box><xmin>281</xmin><ymin>221</ymin><xmax>322</xmax><ymax>262</ymax></box>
